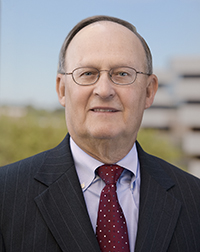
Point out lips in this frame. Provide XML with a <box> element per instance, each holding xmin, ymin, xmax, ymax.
<box><xmin>91</xmin><ymin>107</ymin><xmax>119</xmax><ymax>112</ymax></box>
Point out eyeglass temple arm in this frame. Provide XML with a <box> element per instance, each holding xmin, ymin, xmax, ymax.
<box><xmin>137</xmin><ymin>71</ymin><xmax>151</xmax><ymax>76</ymax></box>
<box><xmin>59</xmin><ymin>72</ymin><xmax>73</xmax><ymax>75</ymax></box>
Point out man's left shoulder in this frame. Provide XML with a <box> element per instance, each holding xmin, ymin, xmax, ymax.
<box><xmin>137</xmin><ymin>141</ymin><xmax>200</xmax><ymax>193</ymax></box>
<box><xmin>137</xmin><ymin>141</ymin><xmax>199</xmax><ymax>181</ymax></box>
<box><xmin>153</xmin><ymin>155</ymin><xmax>200</xmax><ymax>200</ymax></box>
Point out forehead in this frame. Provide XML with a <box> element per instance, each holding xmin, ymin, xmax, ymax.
<box><xmin>65</xmin><ymin>21</ymin><xmax>146</xmax><ymax>68</ymax></box>
<box><xmin>72</xmin><ymin>21</ymin><xmax>136</xmax><ymax>40</ymax></box>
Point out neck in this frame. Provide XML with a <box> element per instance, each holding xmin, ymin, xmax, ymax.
<box><xmin>71</xmin><ymin>135</ymin><xmax>136</xmax><ymax>164</ymax></box>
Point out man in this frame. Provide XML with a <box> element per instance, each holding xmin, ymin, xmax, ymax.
<box><xmin>0</xmin><ymin>15</ymin><xmax>200</xmax><ymax>252</ymax></box>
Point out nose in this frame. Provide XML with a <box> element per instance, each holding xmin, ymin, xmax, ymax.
<box><xmin>93</xmin><ymin>71</ymin><xmax>116</xmax><ymax>99</ymax></box>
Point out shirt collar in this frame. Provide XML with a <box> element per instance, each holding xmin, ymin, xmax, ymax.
<box><xmin>70</xmin><ymin>137</ymin><xmax>139</xmax><ymax>191</ymax></box>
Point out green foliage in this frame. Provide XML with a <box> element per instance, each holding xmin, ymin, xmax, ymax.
<box><xmin>0</xmin><ymin>107</ymin><xmax>184</xmax><ymax>169</ymax></box>
<box><xmin>0</xmin><ymin>108</ymin><xmax>67</xmax><ymax>166</ymax></box>
<box><xmin>138</xmin><ymin>128</ymin><xmax>185</xmax><ymax>169</ymax></box>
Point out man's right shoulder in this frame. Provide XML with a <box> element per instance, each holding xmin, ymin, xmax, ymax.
<box><xmin>0</xmin><ymin>148</ymin><xmax>51</xmax><ymax>176</ymax></box>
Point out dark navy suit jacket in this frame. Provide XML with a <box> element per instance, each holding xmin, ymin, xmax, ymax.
<box><xmin>0</xmin><ymin>133</ymin><xmax>200</xmax><ymax>251</ymax></box>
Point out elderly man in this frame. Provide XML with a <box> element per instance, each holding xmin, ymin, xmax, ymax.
<box><xmin>0</xmin><ymin>16</ymin><xmax>200</xmax><ymax>252</ymax></box>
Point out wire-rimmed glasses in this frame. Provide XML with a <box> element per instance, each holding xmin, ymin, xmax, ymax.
<box><xmin>62</xmin><ymin>66</ymin><xmax>151</xmax><ymax>86</ymax></box>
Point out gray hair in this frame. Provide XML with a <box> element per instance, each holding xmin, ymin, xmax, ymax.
<box><xmin>57</xmin><ymin>15</ymin><xmax>153</xmax><ymax>75</ymax></box>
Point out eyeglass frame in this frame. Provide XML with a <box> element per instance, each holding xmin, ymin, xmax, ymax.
<box><xmin>61</xmin><ymin>66</ymin><xmax>151</xmax><ymax>86</ymax></box>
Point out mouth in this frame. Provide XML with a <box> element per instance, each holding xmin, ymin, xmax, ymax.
<box><xmin>91</xmin><ymin>108</ymin><xmax>118</xmax><ymax>112</ymax></box>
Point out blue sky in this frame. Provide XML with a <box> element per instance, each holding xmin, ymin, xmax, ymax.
<box><xmin>0</xmin><ymin>0</ymin><xmax>200</xmax><ymax>109</ymax></box>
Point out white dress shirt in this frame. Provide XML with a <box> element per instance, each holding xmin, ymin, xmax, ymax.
<box><xmin>70</xmin><ymin>137</ymin><xmax>140</xmax><ymax>252</ymax></box>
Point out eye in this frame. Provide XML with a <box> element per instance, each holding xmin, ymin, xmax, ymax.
<box><xmin>113</xmin><ymin>70</ymin><xmax>130</xmax><ymax>78</ymax></box>
<box><xmin>78</xmin><ymin>69</ymin><xmax>98</xmax><ymax>78</ymax></box>
<box><xmin>118</xmin><ymin>71</ymin><xmax>128</xmax><ymax>77</ymax></box>
<box><xmin>82</xmin><ymin>71</ymin><xmax>93</xmax><ymax>76</ymax></box>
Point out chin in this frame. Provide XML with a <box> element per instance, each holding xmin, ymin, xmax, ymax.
<box><xmin>89</xmin><ymin>130</ymin><xmax>121</xmax><ymax>140</ymax></box>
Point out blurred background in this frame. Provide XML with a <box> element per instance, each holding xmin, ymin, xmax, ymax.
<box><xmin>0</xmin><ymin>0</ymin><xmax>200</xmax><ymax>176</ymax></box>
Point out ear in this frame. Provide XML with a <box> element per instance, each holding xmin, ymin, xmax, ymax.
<box><xmin>56</xmin><ymin>74</ymin><xmax>66</xmax><ymax>107</ymax></box>
<box><xmin>145</xmin><ymin>74</ymin><xmax>158</xmax><ymax>109</ymax></box>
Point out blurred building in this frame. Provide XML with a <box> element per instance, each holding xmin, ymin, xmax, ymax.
<box><xmin>142</xmin><ymin>56</ymin><xmax>200</xmax><ymax>177</ymax></box>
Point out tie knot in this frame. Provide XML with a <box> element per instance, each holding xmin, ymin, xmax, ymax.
<box><xmin>97</xmin><ymin>164</ymin><xmax>123</xmax><ymax>185</ymax></box>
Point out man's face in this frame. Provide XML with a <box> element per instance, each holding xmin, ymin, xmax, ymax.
<box><xmin>57</xmin><ymin>21</ymin><xmax>158</xmax><ymax>150</ymax></box>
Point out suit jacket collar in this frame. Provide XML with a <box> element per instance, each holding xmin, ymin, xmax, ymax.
<box><xmin>34</xmin><ymin>135</ymin><xmax>181</xmax><ymax>252</ymax></box>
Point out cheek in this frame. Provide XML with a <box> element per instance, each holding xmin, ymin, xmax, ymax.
<box><xmin>123</xmin><ymin>88</ymin><xmax>146</xmax><ymax>120</ymax></box>
<box><xmin>64</xmin><ymin>85</ymin><xmax>91</xmax><ymax>120</ymax></box>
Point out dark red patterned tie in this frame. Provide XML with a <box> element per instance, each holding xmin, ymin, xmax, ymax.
<box><xmin>96</xmin><ymin>164</ymin><xmax>130</xmax><ymax>252</ymax></box>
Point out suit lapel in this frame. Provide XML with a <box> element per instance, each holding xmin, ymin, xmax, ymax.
<box><xmin>135</xmin><ymin>142</ymin><xmax>182</xmax><ymax>252</ymax></box>
<box><xmin>34</xmin><ymin>135</ymin><xmax>101</xmax><ymax>252</ymax></box>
